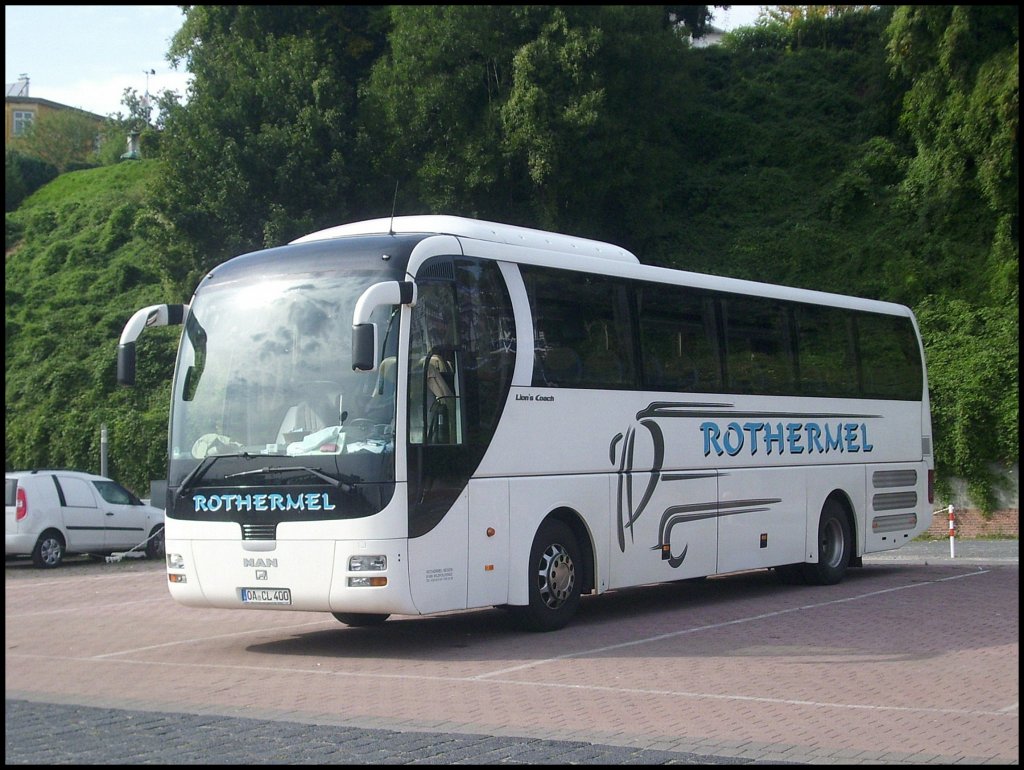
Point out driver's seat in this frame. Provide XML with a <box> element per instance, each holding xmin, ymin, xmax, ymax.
<box><xmin>276</xmin><ymin>401</ymin><xmax>326</xmax><ymax>444</ymax></box>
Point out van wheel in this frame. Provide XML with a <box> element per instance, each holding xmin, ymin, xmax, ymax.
<box><xmin>145</xmin><ymin>525</ymin><xmax>165</xmax><ymax>560</ymax></box>
<box><xmin>32</xmin><ymin>531</ymin><xmax>65</xmax><ymax>569</ymax></box>
<box><xmin>332</xmin><ymin>612</ymin><xmax>390</xmax><ymax>626</ymax></box>
<box><xmin>802</xmin><ymin>499</ymin><xmax>852</xmax><ymax>585</ymax></box>
<box><xmin>510</xmin><ymin>520</ymin><xmax>582</xmax><ymax>632</ymax></box>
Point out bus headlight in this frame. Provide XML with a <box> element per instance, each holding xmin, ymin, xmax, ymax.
<box><xmin>167</xmin><ymin>553</ymin><xmax>185</xmax><ymax>570</ymax></box>
<box><xmin>348</xmin><ymin>554</ymin><xmax>387</xmax><ymax>587</ymax></box>
<box><xmin>348</xmin><ymin>554</ymin><xmax>386</xmax><ymax>571</ymax></box>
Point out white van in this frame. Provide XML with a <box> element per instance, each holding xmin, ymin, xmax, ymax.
<box><xmin>5</xmin><ymin>470</ymin><xmax>165</xmax><ymax>568</ymax></box>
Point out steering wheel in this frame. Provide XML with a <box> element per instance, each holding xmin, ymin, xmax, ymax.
<box><xmin>344</xmin><ymin>418</ymin><xmax>375</xmax><ymax>439</ymax></box>
<box><xmin>191</xmin><ymin>433</ymin><xmax>241</xmax><ymax>458</ymax></box>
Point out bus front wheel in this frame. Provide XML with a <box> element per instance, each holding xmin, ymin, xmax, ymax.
<box><xmin>510</xmin><ymin>520</ymin><xmax>582</xmax><ymax>632</ymax></box>
<box><xmin>802</xmin><ymin>499</ymin><xmax>852</xmax><ymax>585</ymax></box>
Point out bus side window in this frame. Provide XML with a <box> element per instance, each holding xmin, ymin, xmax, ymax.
<box><xmin>523</xmin><ymin>266</ymin><xmax>636</xmax><ymax>389</ymax></box>
<box><xmin>637</xmin><ymin>283</ymin><xmax>720</xmax><ymax>393</ymax></box>
<box><xmin>408</xmin><ymin>281</ymin><xmax>461</xmax><ymax>446</ymax></box>
<box><xmin>855</xmin><ymin>313</ymin><xmax>922</xmax><ymax>400</ymax></box>
<box><xmin>536</xmin><ymin>316</ymin><xmax>584</xmax><ymax>386</ymax></box>
<box><xmin>722</xmin><ymin>296</ymin><xmax>794</xmax><ymax>395</ymax></box>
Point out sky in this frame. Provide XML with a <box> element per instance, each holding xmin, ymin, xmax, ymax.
<box><xmin>711</xmin><ymin>4</ymin><xmax>768</xmax><ymax>32</ymax></box>
<box><xmin>5</xmin><ymin>5</ymin><xmax>190</xmax><ymax>117</ymax></box>
<box><xmin>6</xmin><ymin>5</ymin><xmax>766</xmax><ymax>119</ymax></box>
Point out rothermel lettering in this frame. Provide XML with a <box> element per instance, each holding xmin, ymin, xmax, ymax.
<box><xmin>192</xmin><ymin>492</ymin><xmax>336</xmax><ymax>513</ymax></box>
<box><xmin>700</xmin><ymin>421</ymin><xmax>873</xmax><ymax>457</ymax></box>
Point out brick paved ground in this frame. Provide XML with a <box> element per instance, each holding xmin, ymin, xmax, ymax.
<box><xmin>5</xmin><ymin>541</ymin><xmax>1018</xmax><ymax>765</ymax></box>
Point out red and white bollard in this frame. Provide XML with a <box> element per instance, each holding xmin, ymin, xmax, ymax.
<box><xmin>947</xmin><ymin>504</ymin><xmax>956</xmax><ymax>558</ymax></box>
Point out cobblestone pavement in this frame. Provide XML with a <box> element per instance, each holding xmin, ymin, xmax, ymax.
<box><xmin>4</xmin><ymin>699</ymin><xmax>774</xmax><ymax>765</ymax></box>
<box><xmin>5</xmin><ymin>539</ymin><xmax>1017</xmax><ymax>765</ymax></box>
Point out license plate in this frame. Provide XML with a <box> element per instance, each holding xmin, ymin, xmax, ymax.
<box><xmin>239</xmin><ymin>587</ymin><xmax>291</xmax><ymax>605</ymax></box>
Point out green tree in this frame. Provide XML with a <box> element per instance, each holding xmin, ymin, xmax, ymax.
<box><xmin>96</xmin><ymin>86</ymin><xmax>184</xmax><ymax>165</ymax></box>
<box><xmin>884</xmin><ymin>6</ymin><xmax>1019</xmax><ymax>509</ymax></box>
<box><xmin>9</xmin><ymin>4</ymin><xmax>1012</xmax><ymax>514</ymax></box>
<box><xmin>5</xmin><ymin>161</ymin><xmax>181</xmax><ymax>493</ymax></box>
<box><xmin>767</xmin><ymin>5</ymin><xmax>876</xmax><ymax>24</ymax></box>
<box><xmin>157</xmin><ymin>5</ymin><xmax>390</xmax><ymax>269</ymax></box>
<box><xmin>915</xmin><ymin>298</ymin><xmax>1019</xmax><ymax>511</ymax></box>
<box><xmin>886</xmin><ymin>5</ymin><xmax>1018</xmax><ymax>304</ymax></box>
<box><xmin>361</xmin><ymin>6</ymin><xmax>693</xmax><ymax>248</ymax></box>
<box><xmin>5</xmin><ymin>150</ymin><xmax>59</xmax><ymax>212</ymax></box>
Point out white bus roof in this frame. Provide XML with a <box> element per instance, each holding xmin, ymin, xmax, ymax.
<box><xmin>291</xmin><ymin>215</ymin><xmax>911</xmax><ymax>317</ymax></box>
<box><xmin>290</xmin><ymin>215</ymin><xmax>639</xmax><ymax>264</ymax></box>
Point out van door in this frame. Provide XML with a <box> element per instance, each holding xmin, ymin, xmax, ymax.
<box><xmin>91</xmin><ymin>479</ymin><xmax>151</xmax><ymax>551</ymax></box>
<box><xmin>54</xmin><ymin>475</ymin><xmax>105</xmax><ymax>552</ymax></box>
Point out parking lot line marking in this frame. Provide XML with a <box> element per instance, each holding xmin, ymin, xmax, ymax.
<box><xmin>474</xmin><ymin>568</ymin><xmax>993</xmax><ymax>680</ymax></box>
<box><xmin>3</xmin><ymin>571</ymin><xmax>162</xmax><ymax>589</ymax></box>
<box><xmin>5</xmin><ymin>599</ymin><xmax>156</xmax><ymax>618</ymax></box>
<box><xmin>85</xmin><ymin>619</ymin><xmax>338</xmax><ymax>658</ymax></box>
<box><xmin>5</xmin><ymin>649</ymin><xmax>1016</xmax><ymax>720</ymax></box>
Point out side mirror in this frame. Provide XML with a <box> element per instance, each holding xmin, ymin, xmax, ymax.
<box><xmin>351</xmin><ymin>281</ymin><xmax>415</xmax><ymax>371</ymax></box>
<box><xmin>352</xmin><ymin>324</ymin><xmax>377</xmax><ymax>372</ymax></box>
<box><xmin>117</xmin><ymin>342</ymin><xmax>137</xmax><ymax>386</ymax></box>
<box><xmin>116</xmin><ymin>304</ymin><xmax>187</xmax><ymax>386</ymax></box>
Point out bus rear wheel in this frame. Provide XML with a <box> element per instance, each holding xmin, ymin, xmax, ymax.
<box><xmin>510</xmin><ymin>520</ymin><xmax>582</xmax><ymax>632</ymax></box>
<box><xmin>802</xmin><ymin>499</ymin><xmax>852</xmax><ymax>585</ymax></box>
<box><xmin>332</xmin><ymin>612</ymin><xmax>390</xmax><ymax>626</ymax></box>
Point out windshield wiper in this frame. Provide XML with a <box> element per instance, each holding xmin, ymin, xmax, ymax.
<box><xmin>223</xmin><ymin>465</ymin><xmax>351</xmax><ymax>490</ymax></box>
<box><xmin>178</xmin><ymin>452</ymin><xmax>255</xmax><ymax>492</ymax></box>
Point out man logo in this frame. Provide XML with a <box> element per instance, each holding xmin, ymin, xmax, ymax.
<box><xmin>243</xmin><ymin>558</ymin><xmax>278</xmax><ymax>568</ymax></box>
<box><xmin>256</xmin><ymin>569</ymin><xmax>268</xmax><ymax>581</ymax></box>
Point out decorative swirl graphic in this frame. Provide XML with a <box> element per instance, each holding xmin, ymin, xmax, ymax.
<box><xmin>609</xmin><ymin>418</ymin><xmax>664</xmax><ymax>553</ymax></box>
<box><xmin>611</xmin><ymin>401</ymin><xmax>783</xmax><ymax>570</ymax></box>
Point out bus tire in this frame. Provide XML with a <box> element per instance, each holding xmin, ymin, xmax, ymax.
<box><xmin>802</xmin><ymin>499</ymin><xmax>852</xmax><ymax>586</ymax></box>
<box><xmin>510</xmin><ymin>520</ymin><xmax>582</xmax><ymax>632</ymax></box>
<box><xmin>332</xmin><ymin>612</ymin><xmax>390</xmax><ymax>626</ymax></box>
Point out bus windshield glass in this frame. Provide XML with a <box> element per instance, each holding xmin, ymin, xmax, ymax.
<box><xmin>168</xmin><ymin>270</ymin><xmax>400</xmax><ymax>488</ymax></box>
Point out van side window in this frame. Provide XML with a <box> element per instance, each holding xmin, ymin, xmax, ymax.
<box><xmin>93</xmin><ymin>480</ymin><xmax>139</xmax><ymax>506</ymax></box>
<box><xmin>57</xmin><ymin>476</ymin><xmax>97</xmax><ymax>507</ymax></box>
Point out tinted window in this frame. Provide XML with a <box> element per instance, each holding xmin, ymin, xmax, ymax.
<box><xmin>407</xmin><ymin>257</ymin><xmax>517</xmax><ymax>537</ymax></box>
<box><xmin>455</xmin><ymin>259</ymin><xmax>517</xmax><ymax>446</ymax></box>
<box><xmin>722</xmin><ymin>296</ymin><xmax>794</xmax><ymax>395</ymax></box>
<box><xmin>515</xmin><ymin>267</ymin><xmax>922</xmax><ymax>402</ymax></box>
<box><xmin>523</xmin><ymin>266</ymin><xmax>636</xmax><ymax>389</ymax></box>
<box><xmin>407</xmin><ymin>258</ymin><xmax>518</xmax><ymax>446</ymax></box>
<box><xmin>408</xmin><ymin>279</ymin><xmax>460</xmax><ymax>445</ymax></box>
<box><xmin>794</xmin><ymin>304</ymin><xmax>858</xmax><ymax>398</ymax></box>
<box><xmin>856</xmin><ymin>313</ymin><xmax>923</xmax><ymax>400</ymax></box>
<box><xmin>637</xmin><ymin>282</ymin><xmax>721</xmax><ymax>392</ymax></box>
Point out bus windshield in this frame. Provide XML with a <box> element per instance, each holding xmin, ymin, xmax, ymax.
<box><xmin>168</xmin><ymin>271</ymin><xmax>399</xmax><ymax>488</ymax></box>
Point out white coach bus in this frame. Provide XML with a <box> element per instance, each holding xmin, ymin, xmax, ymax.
<box><xmin>118</xmin><ymin>215</ymin><xmax>933</xmax><ymax>631</ymax></box>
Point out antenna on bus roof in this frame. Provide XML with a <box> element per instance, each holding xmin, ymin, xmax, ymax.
<box><xmin>388</xmin><ymin>181</ymin><xmax>399</xmax><ymax>235</ymax></box>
